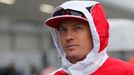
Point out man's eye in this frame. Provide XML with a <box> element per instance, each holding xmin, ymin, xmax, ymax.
<box><xmin>74</xmin><ymin>26</ymin><xmax>82</xmax><ymax>31</ymax></box>
<box><xmin>76</xmin><ymin>26</ymin><xmax>82</xmax><ymax>29</ymax></box>
<box><xmin>59</xmin><ymin>28</ymin><xmax>66</xmax><ymax>33</ymax></box>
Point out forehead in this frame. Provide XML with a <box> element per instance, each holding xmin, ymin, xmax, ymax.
<box><xmin>59</xmin><ymin>19</ymin><xmax>88</xmax><ymax>27</ymax></box>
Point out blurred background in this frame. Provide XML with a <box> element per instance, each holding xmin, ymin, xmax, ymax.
<box><xmin>0</xmin><ymin>0</ymin><xmax>134</xmax><ymax>75</ymax></box>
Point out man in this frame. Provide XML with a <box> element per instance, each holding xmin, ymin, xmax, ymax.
<box><xmin>45</xmin><ymin>1</ymin><xmax>134</xmax><ymax>75</ymax></box>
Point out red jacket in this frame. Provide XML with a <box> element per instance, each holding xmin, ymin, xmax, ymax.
<box><xmin>54</xmin><ymin>57</ymin><xmax>134</xmax><ymax>75</ymax></box>
<box><xmin>91</xmin><ymin>57</ymin><xmax>134</xmax><ymax>75</ymax></box>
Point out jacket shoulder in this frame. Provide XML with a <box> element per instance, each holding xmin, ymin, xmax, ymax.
<box><xmin>105</xmin><ymin>58</ymin><xmax>134</xmax><ymax>72</ymax></box>
<box><xmin>92</xmin><ymin>57</ymin><xmax>134</xmax><ymax>75</ymax></box>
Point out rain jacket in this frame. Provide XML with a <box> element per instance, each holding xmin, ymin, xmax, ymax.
<box><xmin>45</xmin><ymin>1</ymin><xmax>134</xmax><ymax>75</ymax></box>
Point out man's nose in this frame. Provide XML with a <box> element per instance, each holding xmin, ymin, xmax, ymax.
<box><xmin>66</xmin><ymin>30</ymin><xmax>74</xmax><ymax>41</ymax></box>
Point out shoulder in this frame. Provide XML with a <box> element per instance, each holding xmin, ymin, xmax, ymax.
<box><xmin>104</xmin><ymin>57</ymin><xmax>134</xmax><ymax>70</ymax></box>
<box><xmin>105</xmin><ymin>57</ymin><xmax>134</xmax><ymax>74</ymax></box>
<box><xmin>92</xmin><ymin>57</ymin><xmax>134</xmax><ymax>75</ymax></box>
<box><xmin>108</xmin><ymin>57</ymin><xmax>134</xmax><ymax>67</ymax></box>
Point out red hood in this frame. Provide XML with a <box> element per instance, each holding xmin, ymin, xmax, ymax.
<box><xmin>91</xmin><ymin>4</ymin><xmax>109</xmax><ymax>53</ymax></box>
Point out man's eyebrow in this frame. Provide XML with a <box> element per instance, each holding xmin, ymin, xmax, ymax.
<box><xmin>59</xmin><ymin>25</ymin><xmax>64</xmax><ymax>28</ymax></box>
<box><xmin>73</xmin><ymin>23</ymin><xmax>82</xmax><ymax>26</ymax></box>
<box><xmin>58</xmin><ymin>25</ymin><xmax>65</xmax><ymax>30</ymax></box>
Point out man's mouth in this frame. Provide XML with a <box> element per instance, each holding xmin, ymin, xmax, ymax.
<box><xmin>66</xmin><ymin>44</ymin><xmax>78</xmax><ymax>49</ymax></box>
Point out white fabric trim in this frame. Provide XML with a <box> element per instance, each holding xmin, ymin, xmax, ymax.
<box><xmin>61</xmin><ymin>1</ymin><xmax>98</xmax><ymax>10</ymax></box>
<box><xmin>49</xmin><ymin>68</ymin><xmax>62</xmax><ymax>75</ymax></box>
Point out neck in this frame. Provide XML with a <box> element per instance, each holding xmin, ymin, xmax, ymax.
<box><xmin>66</xmin><ymin>56</ymin><xmax>86</xmax><ymax>64</ymax></box>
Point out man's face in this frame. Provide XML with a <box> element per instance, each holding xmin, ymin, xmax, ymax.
<box><xmin>59</xmin><ymin>19</ymin><xmax>93</xmax><ymax>64</ymax></box>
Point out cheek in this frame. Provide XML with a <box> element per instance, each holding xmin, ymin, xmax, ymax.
<box><xmin>79</xmin><ymin>34</ymin><xmax>93</xmax><ymax>50</ymax></box>
<box><xmin>60</xmin><ymin>36</ymin><xmax>66</xmax><ymax>47</ymax></box>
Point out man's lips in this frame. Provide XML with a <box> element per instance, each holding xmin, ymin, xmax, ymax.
<box><xmin>65</xmin><ymin>44</ymin><xmax>78</xmax><ymax>49</ymax></box>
